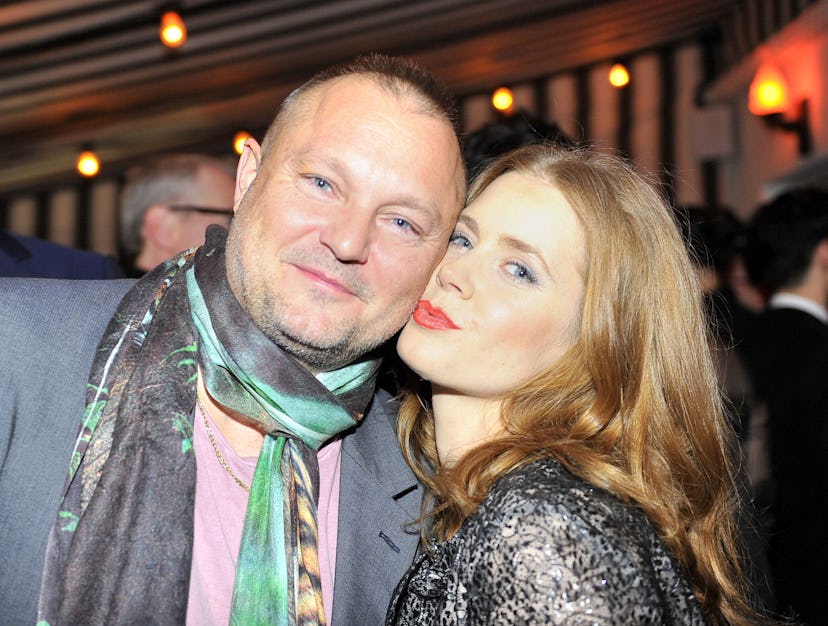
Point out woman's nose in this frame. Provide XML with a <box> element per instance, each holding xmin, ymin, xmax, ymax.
<box><xmin>435</xmin><ymin>255</ymin><xmax>474</xmax><ymax>299</ymax></box>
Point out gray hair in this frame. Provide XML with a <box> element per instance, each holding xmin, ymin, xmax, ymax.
<box><xmin>119</xmin><ymin>153</ymin><xmax>235</xmax><ymax>256</ymax></box>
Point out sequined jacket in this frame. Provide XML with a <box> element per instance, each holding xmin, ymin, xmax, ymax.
<box><xmin>386</xmin><ymin>457</ymin><xmax>708</xmax><ymax>625</ymax></box>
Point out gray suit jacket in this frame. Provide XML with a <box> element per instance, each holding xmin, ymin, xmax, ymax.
<box><xmin>0</xmin><ymin>278</ymin><xmax>420</xmax><ymax>625</ymax></box>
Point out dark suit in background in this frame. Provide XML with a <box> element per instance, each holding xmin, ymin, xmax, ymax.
<box><xmin>741</xmin><ymin>305</ymin><xmax>828</xmax><ymax>624</ymax></box>
<box><xmin>0</xmin><ymin>230</ymin><xmax>124</xmax><ymax>279</ymax></box>
<box><xmin>0</xmin><ymin>278</ymin><xmax>420</xmax><ymax>625</ymax></box>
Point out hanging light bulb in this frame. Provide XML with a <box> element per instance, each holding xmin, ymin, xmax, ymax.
<box><xmin>76</xmin><ymin>150</ymin><xmax>100</xmax><ymax>177</ymax></box>
<box><xmin>491</xmin><ymin>87</ymin><xmax>514</xmax><ymax>112</ymax></box>
<box><xmin>160</xmin><ymin>11</ymin><xmax>187</xmax><ymax>48</ymax></box>
<box><xmin>609</xmin><ymin>63</ymin><xmax>630</xmax><ymax>88</ymax></box>
<box><xmin>233</xmin><ymin>130</ymin><xmax>252</xmax><ymax>155</ymax></box>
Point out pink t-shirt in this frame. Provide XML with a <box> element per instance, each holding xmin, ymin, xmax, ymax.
<box><xmin>187</xmin><ymin>402</ymin><xmax>342</xmax><ymax>625</ymax></box>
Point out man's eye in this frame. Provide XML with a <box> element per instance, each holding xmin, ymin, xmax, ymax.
<box><xmin>308</xmin><ymin>176</ymin><xmax>333</xmax><ymax>192</ymax></box>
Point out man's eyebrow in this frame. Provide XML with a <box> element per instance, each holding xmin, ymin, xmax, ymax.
<box><xmin>295</xmin><ymin>152</ymin><xmax>443</xmax><ymax>222</ymax></box>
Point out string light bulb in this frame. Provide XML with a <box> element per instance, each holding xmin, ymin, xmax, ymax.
<box><xmin>609</xmin><ymin>63</ymin><xmax>630</xmax><ymax>88</ymax></box>
<box><xmin>233</xmin><ymin>131</ymin><xmax>252</xmax><ymax>155</ymax></box>
<box><xmin>160</xmin><ymin>11</ymin><xmax>187</xmax><ymax>48</ymax></box>
<box><xmin>76</xmin><ymin>150</ymin><xmax>100</xmax><ymax>177</ymax></box>
<box><xmin>491</xmin><ymin>87</ymin><xmax>514</xmax><ymax>112</ymax></box>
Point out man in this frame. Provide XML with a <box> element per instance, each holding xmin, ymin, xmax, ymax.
<box><xmin>0</xmin><ymin>54</ymin><xmax>465</xmax><ymax>625</ymax></box>
<box><xmin>741</xmin><ymin>188</ymin><xmax>828</xmax><ymax>625</ymax></box>
<box><xmin>119</xmin><ymin>153</ymin><xmax>236</xmax><ymax>275</ymax></box>
<box><xmin>0</xmin><ymin>229</ymin><xmax>124</xmax><ymax>278</ymax></box>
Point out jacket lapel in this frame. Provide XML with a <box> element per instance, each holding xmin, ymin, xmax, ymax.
<box><xmin>332</xmin><ymin>388</ymin><xmax>421</xmax><ymax>625</ymax></box>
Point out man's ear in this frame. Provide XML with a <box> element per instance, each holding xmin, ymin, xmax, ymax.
<box><xmin>234</xmin><ymin>138</ymin><xmax>262</xmax><ymax>210</ymax></box>
<box><xmin>815</xmin><ymin>238</ymin><xmax>828</xmax><ymax>269</ymax></box>
<box><xmin>142</xmin><ymin>204</ymin><xmax>179</xmax><ymax>249</ymax></box>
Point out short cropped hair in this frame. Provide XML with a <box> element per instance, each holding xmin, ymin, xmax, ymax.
<box><xmin>462</xmin><ymin>112</ymin><xmax>575</xmax><ymax>183</ymax></box>
<box><xmin>119</xmin><ymin>153</ymin><xmax>235</xmax><ymax>256</ymax></box>
<box><xmin>259</xmin><ymin>53</ymin><xmax>462</xmax><ymax>159</ymax></box>
<box><xmin>674</xmin><ymin>204</ymin><xmax>743</xmax><ymax>275</ymax></box>
<box><xmin>744</xmin><ymin>187</ymin><xmax>828</xmax><ymax>294</ymax></box>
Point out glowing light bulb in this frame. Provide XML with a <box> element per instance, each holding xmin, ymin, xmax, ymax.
<box><xmin>609</xmin><ymin>64</ymin><xmax>630</xmax><ymax>88</ymax></box>
<box><xmin>233</xmin><ymin>131</ymin><xmax>252</xmax><ymax>155</ymax></box>
<box><xmin>491</xmin><ymin>87</ymin><xmax>514</xmax><ymax>112</ymax></box>
<box><xmin>76</xmin><ymin>150</ymin><xmax>100</xmax><ymax>177</ymax></box>
<box><xmin>160</xmin><ymin>11</ymin><xmax>187</xmax><ymax>48</ymax></box>
<box><xmin>749</xmin><ymin>64</ymin><xmax>791</xmax><ymax>115</ymax></box>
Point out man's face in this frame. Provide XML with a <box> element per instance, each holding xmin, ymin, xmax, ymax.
<box><xmin>171</xmin><ymin>164</ymin><xmax>236</xmax><ymax>250</ymax></box>
<box><xmin>226</xmin><ymin>76</ymin><xmax>464</xmax><ymax>371</ymax></box>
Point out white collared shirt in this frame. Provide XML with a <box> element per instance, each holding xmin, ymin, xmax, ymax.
<box><xmin>769</xmin><ymin>291</ymin><xmax>828</xmax><ymax>324</ymax></box>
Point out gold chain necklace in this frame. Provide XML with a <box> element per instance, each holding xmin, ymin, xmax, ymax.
<box><xmin>196</xmin><ymin>395</ymin><xmax>251</xmax><ymax>493</ymax></box>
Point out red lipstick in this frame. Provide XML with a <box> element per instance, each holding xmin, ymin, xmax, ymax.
<box><xmin>412</xmin><ymin>300</ymin><xmax>460</xmax><ymax>330</ymax></box>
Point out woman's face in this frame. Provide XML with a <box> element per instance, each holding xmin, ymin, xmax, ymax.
<box><xmin>397</xmin><ymin>171</ymin><xmax>587</xmax><ymax>399</ymax></box>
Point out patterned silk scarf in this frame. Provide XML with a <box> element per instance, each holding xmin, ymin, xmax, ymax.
<box><xmin>38</xmin><ymin>226</ymin><xmax>380</xmax><ymax>625</ymax></box>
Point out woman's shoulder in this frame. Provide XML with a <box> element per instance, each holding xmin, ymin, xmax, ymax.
<box><xmin>457</xmin><ymin>457</ymin><xmax>706</xmax><ymax>624</ymax></box>
<box><xmin>480</xmin><ymin>456</ymin><xmax>648</xmax><ymax>536</ymax></box>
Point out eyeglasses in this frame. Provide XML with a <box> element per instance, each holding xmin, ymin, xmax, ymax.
<box><xmin>167</xmin><ymin>204</ymin><xmax>234</xmax><ymax>217</ymax></box>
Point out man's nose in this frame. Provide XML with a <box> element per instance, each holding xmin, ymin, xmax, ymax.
<box><xmin>318</xmin><ymin>209</ymin><xmax>372</xmax><ymax>263</ymax></box>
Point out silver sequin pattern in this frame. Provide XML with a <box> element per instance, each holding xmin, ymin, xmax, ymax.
<box><xmin>386</xmin><ymin>457</ymin><xmax>708</xmax><ymax>625</ymax></box>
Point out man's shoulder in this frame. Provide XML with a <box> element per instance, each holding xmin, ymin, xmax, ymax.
<box><xmin>0</xmin><ymin>232</ymin><xmax>124</xmax><ymax>279</ymax></box>
<box><xmin>744</xmin><ymin>306</ymin><xmax>828</xmax><ymax>365</ymax></box>
<box><xmin>0</xmin><ymin>277</ymin><xmax>134</xmax><ymax>351</ymax></box>
<box><xmin>0</xmin><ymin>276</ymin><xmax>133</xmax><ymax>305</ymax></box>
<box><xmin>755</xmin><ymin>306</ymin><xmax>827</xmax><ymax>333</ymax></box>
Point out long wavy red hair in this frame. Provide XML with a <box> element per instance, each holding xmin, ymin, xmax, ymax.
<box><xmin>398</xmin><ymin>144</ymin><xmax>771</xmax><ymax>626</ymax></box>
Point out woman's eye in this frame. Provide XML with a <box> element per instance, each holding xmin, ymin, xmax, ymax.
<box><xmin>393</xmin><ymin>217</ymin><xmax>412</xmax><ymax>230</ymax></box>
<box><xmin>505</xmin><ymin>261</ymin><xmax>537</xmax><ymax>284</ymax></box>
<box><xmin>449</xmin><ymin>232</ymin><xmax>472</xmax><ymax>250</ymax></box>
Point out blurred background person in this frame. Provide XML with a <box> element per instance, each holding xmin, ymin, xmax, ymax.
<box><xmin>462</xmin><ymin>111</ymin><xmax>575</xmax><ymax>183</ymax></box>
<box><xmin>0</xmin><ymin>229</ymin><xmax>123</xmax><ymax>279</ymax></box>
<box><xmin>741</xmin><ymin>187</ymin><xmax>828</xmax><ymax>626</ymax></box>
<box><xmin>674</xmin><ymin>205</ymin><xmax>759</xmax><ymax>434</ymax></box>
<box><xmin>675</xmin><ymin>203</ymin><xmax>774</xmax><ymax>611</ymax></box>
<box><xmin>119</xmin><ymin>153</ymin><xmax>235</xmax><ymax>276</ymax></box>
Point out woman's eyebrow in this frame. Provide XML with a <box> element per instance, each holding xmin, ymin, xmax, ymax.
<box><xmin>499</xmin><ymin>235</ymin><xmax>551</xmax><ymax>274</ymax></box>
<box><xmin>456</xmin><ymin>213</ymin><xmax>479</xmax><ymax>236</ymax></box>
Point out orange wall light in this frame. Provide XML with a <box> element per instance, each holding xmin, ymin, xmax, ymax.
<box><xmin>160</xmin><ymin>11</ymin><xmax>187</xmax><ymax>48</ymax></box>
<box><xmin>748</xmin><ymin>61</ymin><xmax>811</xmax><ymax>155</ymax></box>
<box><xmin>748</xmin><ymin>63</ymin><xmax>790</xmax><ymax>115</ymax></box>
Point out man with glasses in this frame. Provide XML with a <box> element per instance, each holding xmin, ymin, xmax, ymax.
<box><xmin>119</xmin><ymin>152</ymin><xmax>236</xmax><ymax>275</ymax></box>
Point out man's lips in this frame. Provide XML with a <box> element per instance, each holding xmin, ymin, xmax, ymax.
<box><xmin>293</xmin><ymin>264</ymin><xmax>355</xmax><ymax>296</ymax></box>
<box><xmin>412</xmin><ymin>300</ymin><xmax>460</xmax><ymax>330</ymax></box>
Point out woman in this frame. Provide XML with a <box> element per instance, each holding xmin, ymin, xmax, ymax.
<box><xmin>387</xmin><ymin>145</ymin><xmax>770</xmax><ymax>625</ymax></box>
